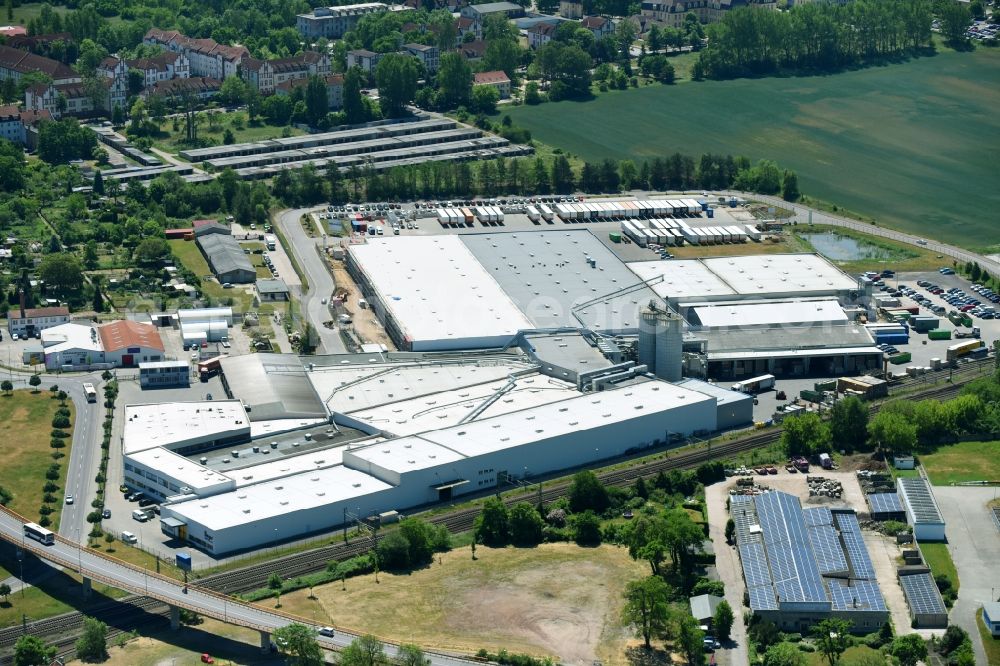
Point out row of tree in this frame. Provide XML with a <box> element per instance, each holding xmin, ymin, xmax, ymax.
<box><xmin>782</xmin><ymin>368</ymin><xmax>1000</xmax><ymax>458</ymax></box>
<box><xmin>267</xmin><ymin>150</ymin><xmax>802</xmax><ymax>209</ymax></box>
<box><xmin>696</xmin><ymin>1</ymin><xmax>933</xmax><ymax>79</ymax></box>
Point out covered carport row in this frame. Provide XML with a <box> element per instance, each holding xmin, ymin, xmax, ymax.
<box><xmin>706</xmin><ymin>346</ymin><xmax>884</xmax><ymax>379</ymax></box>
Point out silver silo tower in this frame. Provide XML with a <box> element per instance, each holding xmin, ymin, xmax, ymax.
<box><xmin>638</xmin><ymin>300</ymin><xmax>683</xmax><ymax>382</ymax></box>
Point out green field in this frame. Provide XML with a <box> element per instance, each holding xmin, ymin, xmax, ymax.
<box><xmin>920</xmin><ymin>542</ymin><xmax>959</xmax><ymax>593</ymax></box>
<box><xmin>920</xmin><ymin>440</ymin><xmax>1000</xmax><ymax>485</ymax></box>
<box><xmin>507</xmin><ymin>49</ymin><xmax>1000</xmax><ymax>249</ymax></box>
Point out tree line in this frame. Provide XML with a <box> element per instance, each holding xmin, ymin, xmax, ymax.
<box><xmin>780</xmin><ymin>368</ymin><xmax>1000</xmax><ymax>459</ymax></box>
<box><xmin>696</xmin><ymin>0</ymin><xmax>934</xmax><ymax>79</ymax></box>
<box><xmin>271</xmin><ymin>150</ymin><xmax>802</xmax><ymax>208</ymax></box>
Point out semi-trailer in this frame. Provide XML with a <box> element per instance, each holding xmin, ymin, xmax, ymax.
<box><xmin>527</xmin><ymin>205</ymin><xmax>540</xmax><ymax>222</ymax></box>
<box><xmin>539</xmin><ymin>204</ymin><xmax>554</xmax><ymax>221</ymax></box>
<box><xmin>947</xmin><ymin>339</ymin><xmax>983</xmax><ymax>361</ymax></box>
<box><xmin>731</xmin><ymin>374</ymin><xmax>776</xmax><ymax>394</ymax></box>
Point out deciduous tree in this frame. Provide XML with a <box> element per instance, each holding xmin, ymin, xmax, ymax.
<box><xmin>622</xmin><ymin>576</ymin><xmax>671</xmax><ymax>648</ymax></box>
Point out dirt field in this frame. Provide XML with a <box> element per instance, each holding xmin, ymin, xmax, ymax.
<box><xmin>65</xmin><ymin>618</ymin><xmax>286</xmax><ymax>666</ymax></box>
<box><xmin>327</xmin><ymin>256</ymin><xmax>396</xmax><ymax>350</ymax></box>
<box><xmin>272</xmin><ymin>543</ymin><xmax>647</xmax><ymax>665</ymax></box>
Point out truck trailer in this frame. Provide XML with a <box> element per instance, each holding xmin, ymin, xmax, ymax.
<box><xmin>731</xmin><ymin>374</ymin><xmax>776</xmax><ymax>394</ymax></box>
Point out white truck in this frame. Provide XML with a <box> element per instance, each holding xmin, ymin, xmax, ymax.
<box><xmin>731</xmin><ymin>374</ymin><xmax>776</xmax><ymax>394</ymax></box>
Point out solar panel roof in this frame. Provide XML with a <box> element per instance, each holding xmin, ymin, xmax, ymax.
<box><xmin>897</xmin><ymin>477</ymin><xmax>944</xmax><ymax>524</ymax></box>
<box><xmin>900</xmin><ymin>573</ymin><xmax>947</xmax><ymax>615</ymax></box>
<box><xmin>739</xmin><ymin>542</ymin><xmax>772</xmax><ymax>588</ymax></box>
<box><xmin>808</xmin><ymin>525</ymin><xmax>849</xmax><ymax>575</ymax></box>
<box><xmin>828</xmin><ymin>579</ymin><xmax>887</xmax><ymax>611</ymax></box>
<box><xmin>868</xmin><ymin>493</ymin><xmax>903</xmax><ymax>515</ymax></box>
<box><xmin>748</xmin><ymin>585</ymin><xmax>778</xmax><ymax>611</ymax></box>
<box><xmin>803</xmin><ymin>506</ymin><xmax>833</xmax><ymax>527</ymax></box>
<box><xmin>835</xmin><ymin>512</ymin><xmax>877</xmax><ymax>580</ymax></box>
<box><xmin>756</xmin><ymin>492</ymin><xmax>828</xmax><ymax>603</ymax></box>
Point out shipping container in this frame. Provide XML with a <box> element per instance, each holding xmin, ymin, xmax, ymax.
<box><xmin>947</xmin><ymin>340</ymin><xmax>983</xmax><ymax>361</ymax></box>
<box><xmin>910</xmin><ymin>316</ymin><xmax>939</xmax><ymax>332</ymax></box>
<box><xmin>539</xmin><ymin>204</ymin><xmax>554</xmax><ymax>221</ymax></box>
<box><xmin>888</xmin><ymin>352</ymin><xmax>912</xmax><ymax>364</ymax></box>
<box><xmin>526</xmin><ymin>205</ymin><xmax>540</xmax><ymax>222</ymax></box>
<box><xmin>927</xmin><ymin>329</ymin><xmax>952</xmax><ymax>341</ymax></box>
<box><xmin>609</xmin><ymin>232</ymin><xmax>622</xmax><ymax>243</ymax></box>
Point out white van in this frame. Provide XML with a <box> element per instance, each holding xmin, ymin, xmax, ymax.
<box><xmin>121</xmin><ymin>531</ymin><xmax>138</xmax><ymax>544</ymax></box>
<box><xmin>132</xmin><ymin>509</ymin><xmax>149</xmax><ymax>522</ymax></box>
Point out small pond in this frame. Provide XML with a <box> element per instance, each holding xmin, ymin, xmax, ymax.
<box><xmin>799</xmin><ymin>232</ymin><xmax>897</xmax><ymax>262</ymax></box>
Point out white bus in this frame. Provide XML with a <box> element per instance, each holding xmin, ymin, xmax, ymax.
<box><xmin>83</xmin><ymin>383</ymin><xmax>97</xmax><ymax>403</ymax></box>
<box><xmin>24</xmin><ymin>522</ymin><xmax>55</xmax><ymax>545</ymax></box>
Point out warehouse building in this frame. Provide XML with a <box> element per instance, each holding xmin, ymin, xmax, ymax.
<box><xmin>218</xmin><ymin>353</ymin><xmax>328</xmax><ymax>421</ymax></box>
<box><xmin>99</xmin><ymin>320</ymin><xmax>164</xmax><ymax>367</ymax></box>
<box><xmin>866</xmin><ymin>493</ymin><xmax>905</xmax><ymax>522</ymax></box>
<box><xmin>346</xmin><ymin>235</ymin><xmax>532</xmax><ymax>351</ymax></box>
<box><xmin>37</xmin><ymin>323</ymin><xmax>104</xmax><ymax>369</ymax></box>
<box><xmin>731</xmin><ymin>493</ymin><xmax>889</xmax><ymax>633</ymax></box>
<box><xmin>896</xmin><ymin>477</ymin><xmax>946</xmax><ymax>541</ymax></box>
<box><xmin>898</xmin><ymin>570</ymin><xmax>948</xmax><ymax>628</ymax></box>
<box><xmin>675</xmin><ymin>378</ymin><xmax>753</xmax><ymax>430</ymax></box>
<box><xmin>462</xmin><ymin>230</ymin><xmax>661</xmax><ymax>334</ymax></box>
<box><xmin>196</xmin><ymin>234</ymin><xmax>255</xmax><ymax>284</ymax></box>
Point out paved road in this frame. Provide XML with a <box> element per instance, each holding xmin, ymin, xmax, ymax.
<box><xmin>58</xmin><ymin>377</ymin><xmax>104</xmax><ymax>545</ymax></box>
<box><xmin>933</xmin><ymin>486</ymin><xmax>1000</xmax><ymax>666</ymax></box>
<box><xmin>274</xmin><ymin>208</ymin><xmax>347</xmax><ymax>354</ymax></box>
<box><xmin>0</xmin><ymin>505</ymin><xmax>479</xmax><ymax>665</ymax></box>
<box><xmin>715</xmin><ymin>190</ymin><xmax>1000</xmax><ymax>277</ymax></box>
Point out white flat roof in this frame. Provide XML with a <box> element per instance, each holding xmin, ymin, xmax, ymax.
<box><xmin>629</xmin><ymin>254</ymin><xmax>857</xmax><ymax>302</ymax></box>
<box><xmin>127</xmin><ymin>447</ymin><xmax>231</xmax><ymax>491</ymax></box>
<box><xmin>166</xmin><ymin>464</ymin><xmax>394</xmax><ymax>531</ymax></box>
<box><xmin>123</xmin><ymin>400</ymin><xmax>250</xmax><ymax>455</ymax></box>
<box><xmin>225</xmin><ymin>444</ymin><xmax>366</xmax><ymax>487</ymax></box>
<box><xmin>690</xmin><ymin>299</ymin><xmax>848</xmax><ymax>328</ymax></box>
<box><xmin>249</xmin><ymin>418</ymin><xmax>329</xmax><ymax>439</ymax></box>
<box><xmin>348</xmin><ymin>237</ymin><xmax>531</xmax><ymax>347</ymax></box>
<box><xmin>628</xmin><ymin>260</ymin><xmax>736</xmax><ymax>300</ymax></box>
<box><xmin>707</xmin><ymin>346</ymin><xmax>881</xmax><ymax>361</ymax></box>
<box><xmin>309</xmin><ymin>359</ymin><xmax>534</xmax><ymax>413</ymax></box>
<box><xmin>348</xmin><ymin>381</ymin><xmax>715</xmax><ymax>473</ymax></box>
<box><xmin>41</xmin><ymin>323</ymin><xmax>102</xmax><ymax>354</ymax></box>
<box><xmin>347</xmin><ymin>373</ymin><xmax>579</xmax><ymax>437</ymax></box>
<box><xmin>701</xmin><ymin>254</ymin><xmax>857</xmax><ymax>295</ymax></box>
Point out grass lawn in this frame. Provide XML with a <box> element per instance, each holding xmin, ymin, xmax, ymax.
<box><xmin>268</xmin><ymin>542</ymin><xmax>647</xmax><ymax>665</ymax></box>
<box><xmin>920</xmin><ymin>542</ymin><xmax>959</xmax><ymax>594</ymax></box>
<box><xmin>919</xmin><ymin>440</ymin><xmax>1000</xmax><ymax>485</ymax></box>
<box><xmin>153</xmin><ymin>111</ymin><xmax>304</xmax><ymax>154</ymax></box>
<box><xmin>978</xmin><ymin>609</ymin><xmax>1000</xmax><ymax>666</ymax></box>
<box><xmin>0</xmin><ymin>390</ymin><xmax>75</xmax><ymax>530</ymax></box>
<box><xmin>806</xmin><ymin>644</ymin><xmax>884</xmax><ymax>665</ymax></box>
<box><xmin>168</xmin><ymin>239</ymin><xmax>254</xmax><ymax>312</ymax></box>
<box><xmin>507</xmin><ymin>48</ymin><xmax>1000</xmax><ymax>249</ymax></box>
<box><xmin>4</xmin><ymin>2</ymin><xmax>69</xmax><ymax>27</ymax></box>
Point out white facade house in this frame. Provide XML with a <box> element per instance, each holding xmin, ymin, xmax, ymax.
<box><xmin>7</xmin><ymin>306</ymin><xmax>70</xmax><ymax>337</ymax></box>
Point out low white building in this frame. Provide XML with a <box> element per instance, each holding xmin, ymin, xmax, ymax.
<box><xmin>897</xmin><ymin>477</ymin><xmax>946</xmax><ymax>542</ymax></box>
<box><xmin>40</xmin><ymin>323</ymin><xmax>103</xmax><ymax>369</ymax></box>
<box><xmin>7</xmin><ymin>306</ymin><xmax>70</xmax><ymax>337</ymax></box>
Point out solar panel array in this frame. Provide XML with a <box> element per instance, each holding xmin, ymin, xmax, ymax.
<box><xmin>835</xmin><ymin>512</ymin><xmax>877</xmax><ymax>580</ymax></box>
<box><xmin>803</xmin><ymin>506</ymin><xmax>833</xmax><ymax>527</ymax></box>
<box><xmin>808</xmin><ymin>525</ymin><xmax>849</xmax><ymax>574</ymax></box>
<box><xmin>755</xmin><ymin>492</ymin><xmax>828</xmax><ymax>603</ymax></box>
<box><xmin>733</xmin><ymin>491</ymin><xmax>890</xmax><ymax>618</ymax></box>
<box><xmin>739</xmin><ymin>543</ymin><xmax>772</xmax><ymax>588</ymax></box>
<box><xmin>898</xmin><ymin>477</ymin><xmax>944</xmax><ymax>523</ymax></box>
<box><xmin>868</xmin><ymin>493</ymin><xmax>903</xmax><ymax>515</ymax></box>
<box><xmin>828</xmin><ymin>580</ymin><xmax>887</xmax><ymax>611</ymax></box>
<box><xmin>900</xmin><ymin>573</ymin><xmax>947</xmax><ymax>615</ymax></box>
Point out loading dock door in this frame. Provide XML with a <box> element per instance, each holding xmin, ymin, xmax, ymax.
<box><xmin>433</xmin><ymin>479</ymin><xmax>469</xmax><ymax>502</ymax></box>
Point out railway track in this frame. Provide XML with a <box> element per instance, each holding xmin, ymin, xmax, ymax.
<box><xmin>1</xmin><ymin>359</ymin><xmax>991</xmax><ymax>660</ymax></box>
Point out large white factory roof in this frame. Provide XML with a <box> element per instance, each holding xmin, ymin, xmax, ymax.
<box><xmin>347</xmin><ymin>236</ymin><xmax>531</xmax><ymax>349</ymax></box>
<box><xmin>309</xmin><ymin>359</ymin><xmax>534</xmax><ymax>413</ymax></box>
<box><xmin>164</xmin><ymin>465</ymin><xmax>395</xmax><ymax>531</ymax></box>
<box><xmin>346</xmin><ymin>374</ymin><xmax>579</xmax><ymax>436</ymax></box>
<box><xmin>348</xmin><ymin>381</ymin><xmax>714</xmax><ymax>473</ymax></box>
<box><xmin>628</xmin><ymin>260</ymin><xmax>736</xmax><ymax>300</ymax></box>
<box><xmin>123</xmin><ymin>400</ymin><xmax>250</xmax><ymax>455</ymax></box>
<box><xmin>701</xmin><ymin>255</ymin><xmax>858</xmax><ymax>296</ymax></box>
<box><xmin>225</xmin><ymin>445</ymin><xmax>362</xmax><ymax>487</ymax></box>
<box><xmin>628</xmin><ymin>254</ymin><xmax>858</xmax><ymax>303</ymax></box>
<box><xmin>127</xmin><ymin>447</ymin><xmax>232</xmax><ymax>493</ymax></box>
<box><xmin>461</xmin><ymin>230</ymin><xmax>660</xmax><ymax>333</ymax></box>
<box><xmin>41</xmin><ymin>323</ymin><xmax>102</xmax><ymax>355</ymax></box>
<box><xmin>689</xmin><ymin>299</ymin><xmax>848</xmax><ymax>328</ymax></box>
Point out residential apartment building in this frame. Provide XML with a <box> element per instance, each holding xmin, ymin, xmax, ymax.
<box><xmin>142</xmin><ymin>76</ymin><xmax>222</xmax><ymax>102</ymax></box>
<box><xmin>296</xmin><ymin>3</ymin><xmax>391</xmax><ymax>40</ymax></box>
<box><xmin>7</xmin><ymin>306</ymin><xmax>70</xmax><ymax>337</ymax></box>
<box><xmin>274</xmin><ymin>74</ymin><xmax>345</xmax><ymax>110</ymax></box>
<box><xmin>473</xmin><ymin>70</ymin><xmax>511</xmax><ymax>99</ymax></box>
<box><xmin>240</xmin><ymin>51</ymin><xmax>331</xmax><ymax>95</ymax></box>
<box><xmin>123</xmin><ymin>52</ymin><xmax>191</xmax><ymax>87</ymax></box>
<box><xmin>0</xmin><ymin>44</ymin><xmax>80</xmax><ymax>85</ymax></box>
<box><xmin>0</xmin><ymin>105</ymin><xmax>49</xmax><ymax>148</ymax></box>
<box><xmin>346</xmin><ymin>49</ymin><xmax>386</xmax><ymax>75</ymax></box>
<box><xmin>403</xmin><ymin>43</ymin><xmax>439</xmax><ymax>74</ymax></box>
<box><xmin>640</xmin><ymin>0</ymin><xmax>773</xmax><ymax>27</ymax></box>
<box><xmin>581</xmin><ymin>16</ymin><xmax>615</xmax><ymax>39</ymax></box>
<box><xmin>24</xmin><ymin>74</ymin><xmax>126</xmax><ymax>119</ymax></box>
<box><xmin>527</xmin><ymin>22</ymin><xmax>558</xmax><ymax>49</ymax></box>
<box><xmin>143</xmin><ymin>28</ymin><xmax>248</xmax><ymax>80</ymax></box>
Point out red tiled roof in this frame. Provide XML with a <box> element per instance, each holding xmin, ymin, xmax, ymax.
<box><xmin>99</xmin><ymin>320</ymin><xmax>164</xmax><ymax>352</ymax></box>
<box><xmin>474</xmin><ymin>70</ymin><xmax>510</xmax><ymax>85</ymax></box>
<box><xmin>0</xmin><ymin>44</ymin><xmax>78</xmax><ymax>81</ymax></box>
<box><xmin>8</xmin><ymin>306</ymin><xmax>69</xmax><ymax>319</ymax></box>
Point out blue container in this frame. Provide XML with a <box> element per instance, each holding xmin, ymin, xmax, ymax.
<box><xmin>707</xmin><ymin>208</ymin><xmax>715</xmax><ymax>218</ymax></box>
<box><xmin>176</xmin><ymin>553</ymin><xmax>192</xmax><ymax>571</ymax></box>
<box><xmin>876</xmin><ymin>334</ymin><xmax>909</xmax><ymax>345</ymax></box>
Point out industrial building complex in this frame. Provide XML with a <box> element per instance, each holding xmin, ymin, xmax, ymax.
<box><xmin>730</xmin><ymin>492</ymin><xmax>889</xmax><ymax>632</ymax></box>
